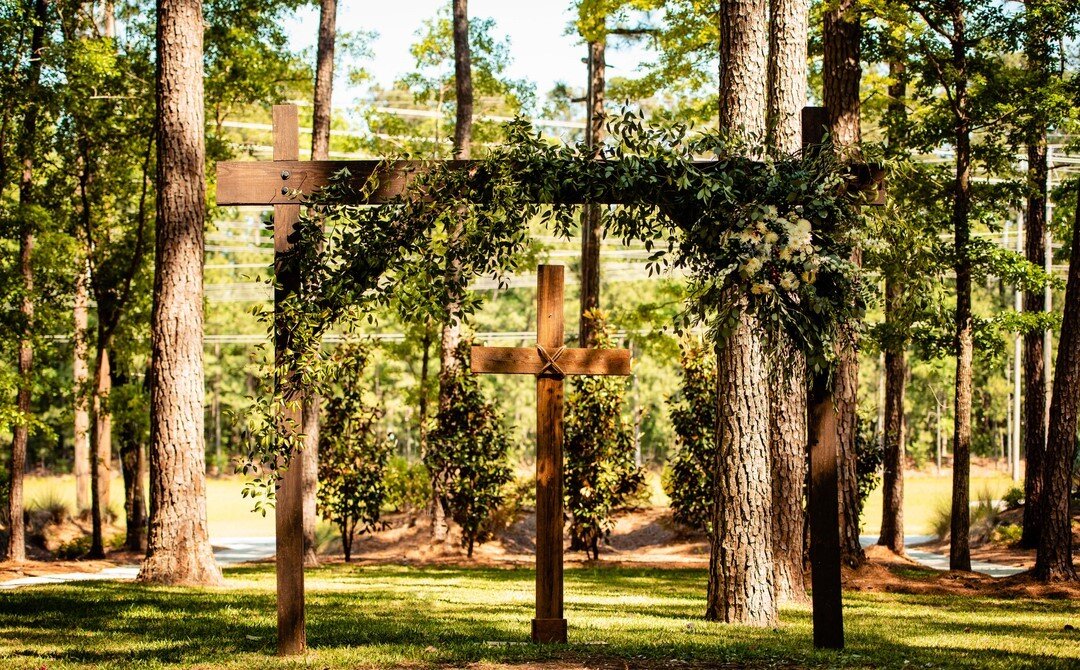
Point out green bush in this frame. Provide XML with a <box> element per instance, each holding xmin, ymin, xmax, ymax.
<box><xmin>663</xmin><ymin>340</ymin><xmax>716</xmax><ymax>532</ymax></box>
<box><xmin>27</xmin><ymin>490</ymin><xmax>71</xmax><ymax>526</ymax></box>
<box><xmin>318</xmin><ymin>339</ymin><xmax>391</xmax><ymax>562</ymax></box>
<box><xmin>564</xmin><ymin>313</ymin><xmax>644</xmax><ymax>559</ymax></box>
<box><xmin>855</xmin><ymin>414</ymin><xmax>884</xmax><ymax>517</ymax></box>
<box><xmin>1001</xmin><ymin>486</ymin><xmax>1025</xmax><ymax>511</ymax></box>
<box><xmin>427</xmin><ymin>341</ymin><xmax>514</xmax><ymax>557</ymax></box>
<box><xmin>383</xmin><ymin>457</ymin><xmax>431</xmax><ymax>516</ymax></box>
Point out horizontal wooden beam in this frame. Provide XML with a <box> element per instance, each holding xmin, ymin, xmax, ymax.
<box><xmin>215</xmin><ymin>159</ymin><xmax>885</xmax><ymax>207</ymax></box>
<box><xmin>470</xmin><ymin>346</ymin><xmax>631</xmax><ymax>377</ymax></box>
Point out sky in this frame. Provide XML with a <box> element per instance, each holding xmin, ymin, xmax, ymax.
<box><xmin>288</xmin><ymin>1</ymin><xmax>655</xmax><ymax>111</ymax></box>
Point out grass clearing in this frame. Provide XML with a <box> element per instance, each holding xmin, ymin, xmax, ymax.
<box><xmin>1</xmin><ymin>564</ymin><xmax>1076</xmax><ymax>669</ymax></box>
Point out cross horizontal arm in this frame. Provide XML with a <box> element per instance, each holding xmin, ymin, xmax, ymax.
<box><xmin>470</xmin><ymin>346</ymin><xmax>631</xmax><ymax>376</ymax></box>
<box><xmin>215</xmin><ymin>159</ymin><xmax>884</xmax><ymax>207</ymax></box>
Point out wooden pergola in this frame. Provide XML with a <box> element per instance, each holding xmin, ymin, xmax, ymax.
<box><xmin>215</xmin><ymin>104</ymin><xmax>882</xmax><ymax>656</ymax></box>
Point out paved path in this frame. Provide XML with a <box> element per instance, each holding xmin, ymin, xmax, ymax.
<box><xmin>860</xmin><ymin>534</ymin><xmax>1025</xmax><ymax>577</ymax></box>
<box><xmin>0</xmin><ymin>536</ymin><xmax>277</xmax><ymax>590</ymax></box>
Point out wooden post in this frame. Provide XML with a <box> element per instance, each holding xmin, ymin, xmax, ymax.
<box><xmin>802</xmin><ymin>106</ymin><xmax>844</xmax><ymax>650</ymax></box>
<box><xmin>533</xmin><ymin>265</ymin><xmax>567</xmax><ymax>643</ymax></box>
<box><xmin>273</xmin><ymin>104</ymin><xmax>306</xmax><ymax>656</ymax></box>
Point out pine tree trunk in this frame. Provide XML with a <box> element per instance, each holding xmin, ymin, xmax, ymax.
<box><xmin>302</xmin><ymin>0</ymin><xmax>337</xmax><ymax>566</ymax></box>
<box><xmin>578</xmin><ymin>39</ymin><xmax>605</xmax><ymax>347</ymax></box>
<box><xmin>764</xmin><ymin>0</ymin><xmax>809</xmax><ymax>604</ymax></box>
<box><xmin>823</xmin><ymin>0</ymin><xmax>864</xmax><ymax>567</ymax></box>
<box><xmin>878</xmin><ymin>276</ymin><xmax>906</xmax><ymax>554</ymax></box>
<box><xmin>89</xmin><ymin>343</ymin><xmax>112</xmax><ymax>558</ymax></box>
<box><xmin>706</xmin><ymin>0</ymin><xmax>776</xmax><ymax>626</ymax></box>
<box><xmin>118</xmin><ymin>365</ymin><xmax>147</xmax><ymax>553</ymax></box>
<box><xmin>140</xmin><ymin>0</ymin><xmax>222</xmax><ymax>586</ymax></box>
<box><xmin>5</xmin><ymin>0</ymin><xmax>48</xmax><ymax>564</ymax></box>
<box><xmin>948</xmin><ymin>6</ymin><xmax>973</xmax><ymax>573</ymax></box>
<box><xmin>1033</xmin><ymin>182</ymin><xmax>1080</xmax><ymax>582</ymax></box>
<box><xmin>878</xmin><ymin>59</ymin><xmax>908</xmax><ymax>556</ymax></box>
<box><xmin>73</xmin><ymin>260</ymin><xmax>91</xmax><ymax>512</ymax></box>
<box><xmin>1021</xmin><ymin>135</ymin><xmax>1047</xmax><ymax>549</ymax></box>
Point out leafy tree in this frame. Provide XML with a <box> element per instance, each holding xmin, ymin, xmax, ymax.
<box><xmin>663</xmin><ymin>339</ymin><xmax>716</xmax><ymax>531</ymax></box>
<box><xmin>318</xmin><ymin>339</ymin><xmax>390</xmax><ymax>563</ymax></box>
<box><xmin>425</xmin><ymin>342</ymin><xmax>513</xmax><ymax>557</ymax></box>
<box><xmin>564</xmin><ymin>311</ymin><xmax>644</xmax><ymax>559</ymax></box>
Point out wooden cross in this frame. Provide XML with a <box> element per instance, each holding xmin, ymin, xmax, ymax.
<box><xmin>470</xmin><ymin>264</ymin><xmax>631</xmax><ymax>644</ymax></box>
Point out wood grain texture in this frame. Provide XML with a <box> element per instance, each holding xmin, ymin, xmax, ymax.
<box><xmin>272</xmin><ymin>105</ymin><xmax>307</xmax><ymax>656</ymax></box>
<box><xmin>808</xmin><ymin>374</ymin><xmax>844</xmax><ymax>649</ymax></box>
<box><xmin>470</xmin><ymin>346</ymin><xmax>630</xmax><ymax>376</ymax></box>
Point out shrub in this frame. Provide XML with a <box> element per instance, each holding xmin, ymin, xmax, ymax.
<box><xmin>318</xmin><ymin>339</ymin><xmax>391</xmax><ymax>562</ymax></box>
<box><xmin>1001</xmin><ymin>486</ymin><xmax>1025</xmax><ymax>511</ymax></box>
<box><xmin>663</xmin><ymin>340</ymin><xmax>717</xmax><ymax>532</ymax></box>
<box><xmin>564</xmin><ymin>312</ymin><xmax>644</xmax><ymax>559</ymax></box>
<box><xmin>854</xmin><ymin>414</ymin><xmax>884</xmax><ymax>518</ymax></box>
<box><xmin>383</xmin><ymin>457</ymin><xmax>431</xmax><ymax>517</ymax></box>
<box><xmin>427</xmin><ymin>341</ymin><xmax>513</xmax><ymax>557</ymax></box>
<box><xmin>27</xmin><ymin>491</ymin><xmax>71</xmax><ymax>526</ymax></box>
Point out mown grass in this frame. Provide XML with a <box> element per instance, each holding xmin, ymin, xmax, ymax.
<box><xmin>1</xmin><ymin>564</ymin><xmax>1076</xmax><ymax>669</ymax></box>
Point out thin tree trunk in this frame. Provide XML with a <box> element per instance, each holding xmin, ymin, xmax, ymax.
<box><xmin>1033</xmin><ymin>182</ymin><xmax>1080</xmax><ymax>582</ymax></box>
<box><xmin>1021</xmin><ymin>135</ymin><xmax>1048</xmax><ymax>549</ymax></box>
<box><xmin>706</xmin><ymin>0</ymin><xmax>776</xmax><ymax>626</ymax></box>
<box><xmin>765</xmin><ymin>0</ymin><xmax>809</xmax><ymax>604</ymax></box>
<box><xmin>5</xmin><ymin>0</ymin><xmax>48</xmax><ymax>564</ymax></box>
<box><xmin>140</xmin><ymin>0</ymin><xmax>222</xmax><ymax>586</ymax></box>
<box><xmin>579</xmin><ymin>39</ymin><xmax>605</xmax><ymax>347</ymax></box>
<box><xmin>118</xmin><ymin>364</ymin><xmax>147</xmax><ymax>553</ymax></box>
<box><xmin>89</xmin><ymin>342</ymin><xmax>112</xmax><ymax>558</ymax></box>
<box><xmin>822</xmin><ymin>0</ymin><xmax>864</xmax><ymax>567</ymax></box>
<box><xmin>451</xmin><ymin>0</ymin><xmax>472</xmax><ymax>160</ymax></box>
<box><xmin>303</xmin><ymin>0</ymin><xmax>337</xmax><ymax>566</ymax></box>
<box><xmin>73</xmin><ymin>260</ymin><xmax>91</xmax><ymax>512</ymax></box>
<box><xmin>948</xmin><ymin>4</ymin><xmax>973</xmax><ymax>572</ymax></box>
<box><xmin>878</xmin><ymin>59</ymin><xmax>907</xmax><ymax>554</ymax></box>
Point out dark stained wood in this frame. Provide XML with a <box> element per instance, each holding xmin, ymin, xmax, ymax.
<box><xmin>469</xmin><ymin>264</ymin><xmax>631</xmax><ymax>644</ymax></box>
<box><xmin>470</xmin><ymin>346</ymin><xmax>631</xmax><ymax>376</ymax></box>
<box><xmin>216</xmin><ymin>158</ymin><xmax>884</xmax><ymax>207</ymax></box>
<box><xmin>802</xmin><ymin>105</ymin><xmax>845</xmax><ymax>650</ymax></box>
<box><xmin>272</xmin><ymin>105</ymin><xmax>307</xmax><ymax>656</ymax></box>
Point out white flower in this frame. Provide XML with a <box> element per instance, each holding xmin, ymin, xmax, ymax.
<box><xmin>751</xmin><ymin>282</ymin><xmax>774</xmax><ymax>295</ymax></box>
<box><xmin>779</xmin><ymin>271</ymin><xmax>799</xmax><ymax>291</ymax></box>
<box><xmin>742</xmin><ymin>257</ymin><xmax>764</xmax><ymax>277</ymax></box>
<box><xmin>764</xmin><ymin>231</ymin><xmax>779</xmax><ymax>245</ymax></box>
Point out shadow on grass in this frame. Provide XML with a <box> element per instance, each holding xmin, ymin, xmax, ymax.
<box><xmin>0</xmin><ymin>564</ymin><xmax>1076</xmax><ymax>669</ymax></box>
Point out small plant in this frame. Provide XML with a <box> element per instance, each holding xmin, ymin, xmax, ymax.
<box><xmin>318</xmin><ymin>339</ymin><xmax>392</xmax><ymax>562</ymax></box>
<box><xmin>930</xmin><ymin>499</ymin><xmax>952</xmax><ymax>541</ymax></box>
<box><xmin>383</xmin><ymin>457</ymin><xmax>431</xmax><ymax>517</ymax></box>
<box><xmin>664</xmin><ymin>340</ymin><xmax>717</xmax><ymax>532</ymax></box>
<box><xmin>1001</xmin><ymin>486</ymin><xmax>1025</xmax><ymax>511</ymax></box>
<box><xmin>991</xmin><ymin>523</ymin><xmax>1023</xmax><ymax>544</ymax></box>
<box><xmin>27</xmin><ymin>491</ymin><xmax>71</xmax><ymax>526</ymax></box>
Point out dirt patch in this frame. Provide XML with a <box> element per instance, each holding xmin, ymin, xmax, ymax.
<box><xmin>0</xmin><ymin>557</ymin><xmax>132</xmax><ymax>582</ymax></box>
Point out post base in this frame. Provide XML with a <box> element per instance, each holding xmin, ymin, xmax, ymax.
<box><xmin>531</xmin><ymin>618</ymin><xmax>567</xmax><ymax>644</ymax></box>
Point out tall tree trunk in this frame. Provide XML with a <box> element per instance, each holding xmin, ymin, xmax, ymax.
<box><xmin>73</xmin><ymin>260</ymin><xmax>91</xmax><ymax>512</ymax></box>
<box><xmin>822</xmin><ymin>0</ymin><xmax>864</xmax><ymax>567</ymax></box>
<box><xmin>948</xmin><ymin>4</ymin><xmax>973</xmax><ymax>572</ymax></box>
<box><xmin>578</xmin><ymin>39</ymin><xmax>605</xmax><ymax>347</ymax></box>
<box><xmin>765</xmin><ymin>0</ymin><xmax>809</xmax><ymax>604</ymax></box>
<box><xmin>302</xmin><ymin>0</ymin><xmax>337</xmax><ymax>568</ymax></box>
<box><xmin>431</xmin><ymin>0</ymin><xmax>473</xmax><ymax>543</ymax></box>
<box><xmin>878</xmin><ymin>60</ymin><xmax>907</xmax><ymax>555</ymax></box>
<box><xmin>139</xmin><ymin>0</ymin><xmax>222</xmax><ymax>586</ymax></box>
<box><xmin>706</xmin><ymin>0</ymin><xmax>776</xmax><ymax>626</ymax></box>
<box><xmin>1021</xmin><ymin>134</ymin><xmax>1048</xmax><ymax>549</ymax></box>
<box><xmin>89</xmin><ymin>342</ymin><xmax>112</xmax><ymax>558</ymax></box>
<box><xmin>1033</xmin><ymin>182</ymin><xmax>1080</xmax><ymax>582</ymax></box>
<box><xmin>5</xmin><ymin>0</ymin><xmax>48</xmax><ymax>564</ymax></box>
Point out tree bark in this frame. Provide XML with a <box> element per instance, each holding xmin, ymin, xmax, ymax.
<box><xmin>451</xmin><ymin>0</ymin><xmax>473</xmax><ymax>160</ymax></box>
<box><xmin>89</xmin><ymin>343</ymin><xmax>112</xmax><ymax>558</ymax></box>
<box><xmin>822</xmin><ymin>0</ymin><xmax>864</xmax><ymax>567</ymax></box>
<box><xmin>118</xmin><ymin>365</ymin><xmax>147</xmax><ymax>553</ymax></box>
<box><xmin>948</xmin><ymin>4</ymin><xmax>973</xmax><ymax>572</ymax></box>
<box><xmin>878</xmin><ymin>276</ymin><xmax>907</xmax><ymax>553</ymax></box>
<box><xmin>705</xmin><ymin>0</ymin><xmax>776</xmax><ymax>626</ymax></box>
<box><xmin>1021</xmin><ymin>135</ymin><xmax>1047</xmax><ymax>549</ymax></box>
<box><xmin>1033</xmin><ymin>182</ymin><xmax>1080</xmax><ymax>582</ymax></box>
<box><xmin>579</xmin><ymin>39</ymin><xmax>605</xmax><ymax>347</ymax></box>
<box><xmin>5</xmin><ymin>0</ymin><xmax>48</xmax><ymax>564</ymax></box>
<box><xmin>878</xmin><ymin>59</ymin><xmax>907</xmax><ymax>555</ymax></box>
<box><xmin>303</xmin><ymin>0</ymin><xmax>337</xmax><ymax>566</ymax></box>
<box><xmin>765</xmin><ymin>0</ymin><xmax>809</xmax><ymax>604</ymax></box>
<box><xmin>73</xmin><ymin>260</ymin><xmax>91</xmax><ymax>512</ymax></box>
<box><xmin>140</xmin><ymin>0</ymin><xmax>222</xmax><ymax>586</ymax></box>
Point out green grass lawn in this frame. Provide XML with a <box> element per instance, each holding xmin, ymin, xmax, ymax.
<box><xmin>1</xmin><ymin>564</ymin><xmax>1076</xmax><ymax>669</ymax></box>
<box><xmin>860</xmin><ymin>470</ymin><xmax>1016</xmax><ymax>537</ymax></box>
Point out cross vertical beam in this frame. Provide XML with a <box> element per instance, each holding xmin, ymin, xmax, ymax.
<box><xmin>533</xmin><ymin>265</ymin><xmax>567</xmax><ymax>643</ymax></box>
<box><xmin>273</xmin><ymin>104</ymin><xmax>306</xmax><ymax>656</ymax></box>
